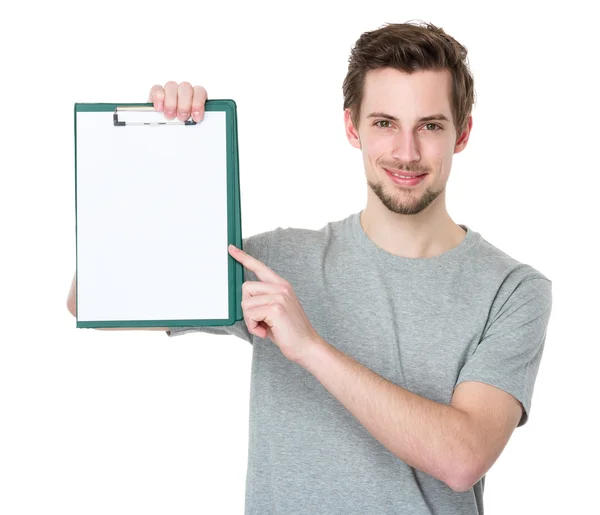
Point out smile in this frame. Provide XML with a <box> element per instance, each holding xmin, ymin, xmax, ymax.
<box><xmin>384</xmin><ymin>168</ymin><xmax>427</xmax><ymax>186</ymax></box>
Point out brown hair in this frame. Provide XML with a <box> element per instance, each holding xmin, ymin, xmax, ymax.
<box><xmin>342</xmin><ymin>20</ymin><xmax>476</xmax><ymax>138</ymax></box>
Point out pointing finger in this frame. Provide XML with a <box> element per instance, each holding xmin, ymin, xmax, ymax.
<box><xmin>229</xmin><ymin>245</ymin><xmax>286</xmax><ymax>284</ymax></box>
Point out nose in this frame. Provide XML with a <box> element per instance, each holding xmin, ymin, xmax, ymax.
<box><xmin>390</xmin><ymin>131</ymin><xmax>420</xmax><ymax>165</ymax></box>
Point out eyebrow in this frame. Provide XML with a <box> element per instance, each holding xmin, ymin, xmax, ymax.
<box><xmin>366</xmin><ymin>112</ymin><xmax>450</xmax><ymax>123</ymax></box>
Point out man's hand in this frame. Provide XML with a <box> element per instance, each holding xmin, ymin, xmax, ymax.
<box><xmin>147</xmin><ymin>81</ymin><xmax>208</xmax><ymax>123</ymax></box>
<box><xmin>228</xmin><ymin>244</ymin><xmax>322</xmax><ymax>364</ymax></box>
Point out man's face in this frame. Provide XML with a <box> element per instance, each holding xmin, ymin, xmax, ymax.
<box><xmin>344</xmin><ymin>67</ymin><xmax>471</xmax><ymax>216</ymax></box>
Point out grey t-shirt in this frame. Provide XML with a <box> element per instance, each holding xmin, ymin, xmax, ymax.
<box><xmin>167</xmin><ymin>211</ymin><xmax>553</xmax><ymax>515</ymax></box>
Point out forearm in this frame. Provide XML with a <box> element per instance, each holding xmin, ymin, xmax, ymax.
<box><xmin>298</xmin><ymin>337</ymin><xmax>475</xmax><ymax>490</ymax></box>
<box><xmin>67</xmin><ymin>272</ymin><xmax>76</xmax><ymax>316</ymax></box>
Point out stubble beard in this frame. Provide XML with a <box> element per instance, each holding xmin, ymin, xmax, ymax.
<box><xmin>367</xmin><ymin>174</ymin><xmax>444</xmax><ymax>216</ymax></box>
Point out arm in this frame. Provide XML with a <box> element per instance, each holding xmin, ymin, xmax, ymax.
<box><xmin>298</xmin><ymin>337</ymin><xmax>522</xmax><ymax>492</ymax></box>
<box><xmin>226</xmin><ymin>243</ymin><xmax>549</xmax><ymax>492</ymax></box>
<box><xmin>66</xmin><ymin>272</ymin><xmax>76</xmax><ymax>316</ymax></box>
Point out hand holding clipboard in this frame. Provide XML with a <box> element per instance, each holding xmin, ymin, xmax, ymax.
<box><xmin>147</xmin><ymin>81</ymin><xmax>207</xmax><ymax>123</ymax></box>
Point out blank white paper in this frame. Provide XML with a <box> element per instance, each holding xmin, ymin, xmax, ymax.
<box><xmin>76</xmin><ymin>110</ymin><xmax>230</xmax><ymax>323</ymax></box>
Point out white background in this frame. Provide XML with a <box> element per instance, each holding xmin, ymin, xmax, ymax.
<box><xmin>1</xmin><ymin>1</ymin><xmax>597</xmax><ymax>514</ymax></box>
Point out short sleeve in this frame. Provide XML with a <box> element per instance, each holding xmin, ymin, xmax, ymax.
<box><xmin>165</xmin><ymin>229</ymin><xmax>274</xmax><ymax>345</ymax></box>
<box><xmin>455</xmin><ymin>276</ymin><xmax>553</xmax><ymax>427</ymax></box>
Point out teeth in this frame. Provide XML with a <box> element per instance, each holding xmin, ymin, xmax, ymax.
<box><xmin>391</xmin><ymin>172</ymin><xmax>419</xmax><ymax>179</ymax></box>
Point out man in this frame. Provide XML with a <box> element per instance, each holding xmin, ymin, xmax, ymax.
<box><xmin>67</xmin><ymin>21</ymin><xmax>552</xmax><ymax>515</ymax></box>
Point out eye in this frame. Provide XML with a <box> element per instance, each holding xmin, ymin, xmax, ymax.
<box><xmin>374</xmin><ymin>120</ymin><xmax>443</xmax><ymax>131</ymax></box>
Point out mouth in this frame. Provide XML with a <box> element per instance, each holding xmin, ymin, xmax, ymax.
<box><xmin>384</xmin><ymin>168</ymin><xmax>428</xmax><ymax>186</ymax></box>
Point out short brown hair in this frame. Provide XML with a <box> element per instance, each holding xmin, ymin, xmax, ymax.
<box><xmin>342</xmin><ymin>20</ymin><xmax>476</xmax><ymax>138</ymax></box>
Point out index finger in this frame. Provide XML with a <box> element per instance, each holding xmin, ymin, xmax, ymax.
<box><xmin>147</xmin><ymin>84</ymin><xmax>164</xmax><ymax>112</ymax></box>
<box><xmin>229</xmin><ymin>245</ymin><xmax>284</xmax><ymax>284</ymax></box>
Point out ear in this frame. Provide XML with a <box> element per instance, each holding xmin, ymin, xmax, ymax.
<box><xmin>454</xmin><ymin>115</ymin><xmax>473</xmax><ymax>154</ymax></box>
<box><xmin>344</xmin><ymin>108</ymin><xmax>362</xmax><ymax>150</ymax></box>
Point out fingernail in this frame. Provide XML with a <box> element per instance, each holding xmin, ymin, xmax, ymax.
<box><xmin>156</xmin><ymin>101</ymin><xmax>163</xmax><ymax>112</ymax></box>
<box><xmin>165</xmin><ymin>110</ymin><xmax>175</xmax><ymax>118</ymax></box>
<box><xmin>192</xmin><ymin>111</ymin><xmax>201</xmax><ymax>122</ymax></box>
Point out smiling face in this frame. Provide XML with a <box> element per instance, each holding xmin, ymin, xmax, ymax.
<box><xmin>345</xmin><ymin>67</ymin><xmax>472</xmax><ymax>216</ymax></box>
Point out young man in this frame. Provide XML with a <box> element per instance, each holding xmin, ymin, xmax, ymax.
<box><xmin>68</xmin><ymin>21</ymin><xmax>552</xmax><ymax>515</ymax></box>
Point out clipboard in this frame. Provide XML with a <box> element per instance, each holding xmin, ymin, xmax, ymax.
<box><xmin>74</xmin><ymin>100</ymin><xmax>244</xmax><ymax>329</ymax></box>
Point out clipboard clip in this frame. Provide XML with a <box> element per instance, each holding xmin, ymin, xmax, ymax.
<box><xmin>113</xmin><ymin>106</ymin><xmax>197</xmax><ymax>126</ymax></box>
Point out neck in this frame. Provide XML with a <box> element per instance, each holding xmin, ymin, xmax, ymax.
<box><xmin>360</xmin><ymin>194</ymin><xmax>466</xmax><ymax>259</ymax></box>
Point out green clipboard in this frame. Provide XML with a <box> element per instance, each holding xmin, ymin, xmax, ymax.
<box><xmin>74</xmin><ymin>100</ymin><xmax>244</xmax><ymax>328</ymax></box>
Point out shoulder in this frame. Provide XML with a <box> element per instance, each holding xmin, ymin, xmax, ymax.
<box><xmin>469</xmin><ymin>233</ymin><xmax>552</xmax><ymax>333</ymax></box>
<box><xmin>258</xmin><ymin>217</ymin><xmax>347</xmax><ymax>259</ymax></box>
<box><xmin>467</xmin><ymin>228</ymin><xmax>552</xmax><ymax>289</ymax></box>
